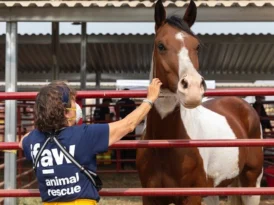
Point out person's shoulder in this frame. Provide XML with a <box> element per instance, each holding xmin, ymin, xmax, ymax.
<box><xmin>24</xmin><ymin>129</ymin><xmax>40</xmax><ymax>139</ymax></box>
<box><xmin>81</xmin><ymin>123</ymin><xmax>108</xmax><ymax>129</ymax></box>
<box><xmin>21</xmin><ymin>129</ymin><xmax>41</xmax><ymax>148</ymax></box>
<box><xmin>66</xmin><ymin>124</ymin><xmax>87</xmax><ymax>133</ymax></box>
<box><xmin>73</xmin><ymin>123</ymin><xmax>109</xmax><ymax>139</ymax></box>
<box><xmin>70</xmin><ymin>123</ymin><xmax>108</xmax><ymax>131</ymax></box>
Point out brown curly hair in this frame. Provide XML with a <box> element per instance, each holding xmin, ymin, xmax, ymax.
<box><xmin>34</xmin><ymin>81</ymin><xmax>76</xmax><ymax>132</ymax></box>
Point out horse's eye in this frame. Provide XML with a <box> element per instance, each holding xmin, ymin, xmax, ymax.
<box><xmin>196</xmin><ymin>45</ymin><xmax>200</xmax><ymax>51</ymax></box>
<box><xmin>158</xmin><ymin>43</ymin><xmax>166</xmax><ymax>51</ymax></box>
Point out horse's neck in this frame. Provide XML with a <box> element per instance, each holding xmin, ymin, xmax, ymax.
<box><xmin>145</xmin><ymin>106</ymin><xmax>188</xmax><ymax>140</ymax></box>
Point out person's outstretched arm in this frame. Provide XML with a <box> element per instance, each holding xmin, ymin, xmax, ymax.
<box><xmin>108</xmin><ymin>78</ymin><xmax>162</xmax><ymax>146</ymax></box>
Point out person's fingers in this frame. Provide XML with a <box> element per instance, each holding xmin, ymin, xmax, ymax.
<box><xmin>152</xmin><ymin>78</ymin><xmax>160</xmax><ymax>84</ymax></box>
<box><xmin>155</xmin><ymin>81</ymin><xmax>162</xmax><ymax>87</ymax></box>
<box><xmin>152</xmin><ymin>78</ymin><xmax>160</xmax><ymax>85</ymax></box>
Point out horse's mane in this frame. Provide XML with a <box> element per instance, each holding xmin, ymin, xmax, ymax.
<box><xmin>165</xmin><ymin>15</ymin><xmax>196</xmax><ymax>38</ymax></box>
<box><xmin>165</xmin><ymin>15</ymin><xmax>202</xmax><ymax>45</ymax></box>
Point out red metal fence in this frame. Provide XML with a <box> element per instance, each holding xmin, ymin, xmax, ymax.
<box><xmin>0</xmin><ymin>141</ymin><xmax>274</xmax><ymax>197</ymax></box>
<box><xmin>0</xmin><ymin>89</ymin><xmax>274</xmax><ymax>197</ymax></box>
<box><xmin>1</xmin><ymin>88</ymin><xmax>274</xmax><ymax>100</ymax></box>
<box><xmin>1</xmin><ymin>187</ymin><xmax>274</xmax><ymax>197</ymax></box>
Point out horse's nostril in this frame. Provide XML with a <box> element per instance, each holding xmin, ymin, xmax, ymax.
<box><xmin>181</xmin><ymin>78</ymin><xmax>188</xmax><ymax>89</ymax></box>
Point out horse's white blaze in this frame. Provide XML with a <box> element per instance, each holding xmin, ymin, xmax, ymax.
<box><xmin>178</xmin><ymin>47</ymin><xmax>198</xmax><ymax>79</ymax></box>
<box><xmin>175</xmin><ymin>32</ymin><xmax>185</xmax><ymax>41</ymax></box>
<box><xmin>180</xmin><ymin>105</ymin><xmax>240</xmax><ymax>187</ymax></box>
<box><xmin>175</xmin><ymin>32</ymin><xmax>198</xmax><ymax>80</ymax></box>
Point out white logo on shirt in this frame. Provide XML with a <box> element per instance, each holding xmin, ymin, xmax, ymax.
<box><xmin>30</xmin><ymin>143</ymin><xmax>76</xmax><ymax>174</ymax></box>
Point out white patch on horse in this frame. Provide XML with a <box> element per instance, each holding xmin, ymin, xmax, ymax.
<box><xmin>202</xmin><ymin>97</ymin><xmax>214</xmax><ymax>103</ymax></box>
<box><xmin>154</xmin><ymin>89</ymin><xmax>179</xmax><ymax>119</ymax></box>
<box><xmin>175</xmin><ymin>31</ymin><xmax>197</xmax><ymax>80</ymax></box>
<box><xmin>260</xmin><ymin>125</ymin><xmax>264</xmax><ymax>150</ymax></box>
<box><xmin>177</xmin><ymin>46</ymin><xmax>198</xmax><ymax>80</ymax></box>
<box><xmin>175</xmin><ymin>32</ymin><xmax>185</xmax><ymax>41</ymax></box>
<box><xmin>180</xmin><ymin>105</ymin><xmax>240</xmax><ymax>187</ymax></box>
<box><xmin>203</xmin><ymin>196</ymin><xmax>219</xmax><ymax>205</ymax></box>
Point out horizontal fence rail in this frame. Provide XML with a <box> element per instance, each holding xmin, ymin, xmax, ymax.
<box><xmin>1</xmin><ymin>188</ymin><xmax>274</xmax><ymax>197</ymax></box>
<box><xmin>1</xmin><ymin>88</ymin><xmax>274</xmax><ymax>100</ymax></box>
<box><xmin>1</xmin><ymin>139</ymin><xmax>274</xmax><ymax>150</ymax></box>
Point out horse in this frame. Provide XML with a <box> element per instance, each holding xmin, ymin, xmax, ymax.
<box><xmin>136</xmin><ymin>0</ymin><xmax>264</xmax><ymax>204</ymax></box>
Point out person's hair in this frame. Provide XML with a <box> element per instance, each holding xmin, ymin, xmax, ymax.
<box><xmin>34</xmin><ymin>81</ymin><xmax>77</xmax><ymax>132</ymax></box>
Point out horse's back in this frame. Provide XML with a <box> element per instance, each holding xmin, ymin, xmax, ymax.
<box><xmin>201</xmin><ymin>96</ymin><xmax>261</xmax><ymax>140</ymax></box>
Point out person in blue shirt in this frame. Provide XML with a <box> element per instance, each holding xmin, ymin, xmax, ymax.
<box><xmin>19</xmin><ymin>79</ymin><xmax>162</xmax><ymax>205</ymax></box>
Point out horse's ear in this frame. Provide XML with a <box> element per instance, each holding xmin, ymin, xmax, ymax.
<box><xmin>154</xmin><ymin>0</ymin><xmax>166</xmax><ymax>31</ymax></box>
<box><xmin>183</xmin><ymin>0</ymin><xmax>197</xmax><ymax>28</ymax></box>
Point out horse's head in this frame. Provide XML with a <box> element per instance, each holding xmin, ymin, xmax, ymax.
<box><xmin>152</xmin><ymin>0</ymin><xmax>206</xmax><ymax>109</ymax></box>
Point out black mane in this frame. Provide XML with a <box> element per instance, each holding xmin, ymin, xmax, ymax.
<box><xmin>165</xmin><ymin>15</ymin><xmax>196</xmax><ymax>37</ymax></box>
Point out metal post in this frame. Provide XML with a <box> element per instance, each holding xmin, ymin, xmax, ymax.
<box><xmin>17</xmin><ymin>106</ymin><xmax>22</xmax><ymax>188</ymax></box>
<box><xmin>4</xmin><ymin>22</ymin><xmax>18</xmax><ymax>205</ymax></box>
<box><xmin>52</xmin><ymin>22</ymin><xmax>59</xmax><ymax>80</ymax></box>
<box><xmin>80</xmin><ymin>22</ymin><xmax>87</xmax><ymax>120</ymax></box>
<box><xmin>95</xmin><ymin>71</ymin><xmax>101</xmax><ymax>105</ymax></box>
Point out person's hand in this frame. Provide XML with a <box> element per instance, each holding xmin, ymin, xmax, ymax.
<box><xmin>146</xmin><ymin>78</ymin><xmax>162</xmax><ymax>103</ymax></box>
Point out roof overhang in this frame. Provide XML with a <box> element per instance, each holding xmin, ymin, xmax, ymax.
<box><xmin>1</xmin><ymin>33</ymin><xmax>274</xmax><ymax>82</ymax></box>
<box><xmin>0</xmin><ymin>1</ymin><xmax>274</xmax><ymax>22</ymax></box>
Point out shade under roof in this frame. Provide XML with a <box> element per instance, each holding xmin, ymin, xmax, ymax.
<box><xmin>0</xmin><ymin>33</ymin><xmax>273</xmax><ymax>82</ymax></box>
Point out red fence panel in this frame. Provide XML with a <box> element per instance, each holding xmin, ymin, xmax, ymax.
<box><xmin>1</xmin><ymin>187</ymin><xmax>274</xmax><ymax>197</ymax></box>
<box><xmin>1</xmin><ymin>139</ymin><xmax>274</xmax><ymax>150</ymax></box>
<box><xmin>1</xmin><ymin>88</ymin><xmax>274</xmax><ymax>100</ymax></box>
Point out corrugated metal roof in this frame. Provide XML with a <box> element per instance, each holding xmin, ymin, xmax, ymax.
<box><xmin>0</xmin><ymin>1</ymin><xmax>274</xmax><ymax>8</ymax></box>
<box><xmin>13</xmin><ymin>41</ymin><xmax>152</xmax><ymax>74</ymax></box>
<box><xmin>0</xmin><ymin>33</ymin><xmax>274</xmax><ymax>81</ymax></box>
<box><xmin>1</xmin><ymin>1</ymin><xmax>273</xmax><ymax>23</ymax></box>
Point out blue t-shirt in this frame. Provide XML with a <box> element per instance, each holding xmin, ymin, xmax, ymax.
<box><xmin>22</xmin><ymin>123</ymin><xmax>109</xmax><ymax>202</ymax></box>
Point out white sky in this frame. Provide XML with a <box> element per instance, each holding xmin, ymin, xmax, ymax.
<box><xmin>1</xmin><ymin>22</ymin><xmax>274</xmax><ymax>35</ymax></box>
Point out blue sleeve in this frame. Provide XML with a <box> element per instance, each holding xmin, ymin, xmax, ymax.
<box><xmin>82</xmin><ymin>124</ymin><xmax>109</xmax><ymax>154</ymax></box>
<box><xmin>22</xmin><ymin>135</ymin><xmax>33</xmax><ymax>161</ymax></box>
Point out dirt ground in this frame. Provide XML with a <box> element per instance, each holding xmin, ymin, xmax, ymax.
<box><xmin>18</xmin><ymin>173</ymin><xmax>274</xmax><ymax>205</ymax></box>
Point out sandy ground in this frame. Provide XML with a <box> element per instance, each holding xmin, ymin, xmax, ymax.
<box><xmin>18</xmin><ymin>173</ymin><xmax>274</xmax><ymax>205</ymax></box>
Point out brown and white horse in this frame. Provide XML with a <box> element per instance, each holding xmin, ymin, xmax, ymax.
<box><xmin>136</xmin><ymin>0</ymin><xmax>264</xmax><ymax>204</ymax></box>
